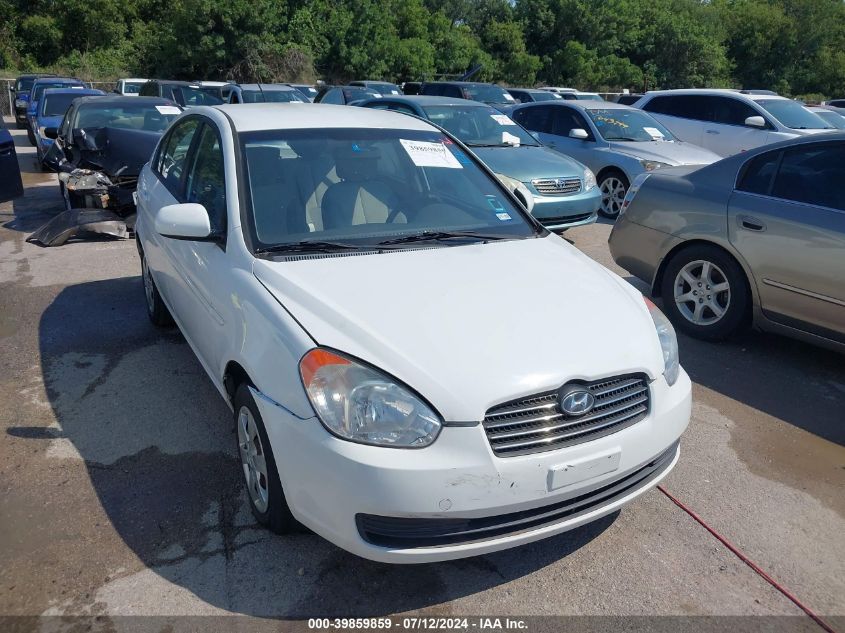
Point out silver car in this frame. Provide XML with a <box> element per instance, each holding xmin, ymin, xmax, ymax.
<box><xmin>507</xmin><ymin>101</ymin><xmax>721</xmax><ymax>217</ymax></box>
<box><xmin>609</xmin><ymin>134</ymin><xmax>845</xmax><ymax>351</ymax></box>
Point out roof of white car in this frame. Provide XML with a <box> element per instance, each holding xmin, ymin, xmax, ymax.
<box><xmin>643</xmin><ymin>88</ymin><xmax>787</xmax><ymax>101</ymax></box>
<box><xmin>211</xmin><ymin>103</ymin><xmax>437</xmax><ymax>132</ymax></box>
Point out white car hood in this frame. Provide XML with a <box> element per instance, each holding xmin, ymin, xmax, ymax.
<box><xmin>253</xmin><ymin>235</ymin><xmax>664</xmax><ymax>421</ymax></box>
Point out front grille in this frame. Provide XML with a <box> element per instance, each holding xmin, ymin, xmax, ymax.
<box><xmin>357</xmin><ymin>440</ymin><xmax>678</xmax><ymax>548</ymax></box>
<box><xmin>483</xmin><ymin>375</ymin><xmax>650</xmax><ymax>457</ymax></box>
<box><xmin>532</xmin><ymin>177</ymin><xmax>582</xmax><ymax>195</ymax></box>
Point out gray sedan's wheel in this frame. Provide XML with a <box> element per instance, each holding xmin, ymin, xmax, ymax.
<box><xmin>599</xmin><ymin>171</ymin><xmax>628</xmax><ymax>218</ymax></box>
<box><xmin>660</xmin><ymin>244</ymin><xmax>749</xmax><ymax>341</ymax></box>
<box><xmin>140</xmin><ymin>251</ymin><xmax>174</xmax><ymax>327</ymax></box>
<box><xmin>233</xmin><ymin>384</ymin><xmax>302</xmax><ymax>534</ymax></box>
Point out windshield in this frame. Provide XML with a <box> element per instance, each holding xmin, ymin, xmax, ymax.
<box><xmin>240</xmin><ymin>128</ymin><xmax>536</xmax><ymax>251</ymax></box>
<box><xmin>296</xmin><ymin>86</ymin><xmax>318</xmax><ymax>99</ymax></box>
<box><xmin>586</xmin><ymin>108</ymin><xmax>675</xmax><ymax>142</ymax></box>
<box><xmin>16</xmin><ymin>77</ymin><xmax>37</xmax><ymax>92</ymax></box>
<box><xmin>575</xmin><ymin>94</ymin><xmax>604</xmax><ymax>101</ymax></box>
<box><xmin>463</xmin><ymin>85</ymin><xmax>515</xmax><ymax>104</ymax></box>
<box><xmin>422</xmin><ymin>105</ymin><xmax>537</xmax><ymax>147</ymax></box>
<box><xmin>122</xmin><ymin>82</ymin><xmax>144</xmax><ymax>94</ymax></box>
<box><xmin>242</xmin><ymin>90</ymin><xmax>308</xmax><ymax>103</ymax></box>
<box><xmin>41</xmin><ymin>93</ymin><xmax>85</xmax><ymax>117</ymax></box>
<box><xmin>813</xmin><ymin>110</ymin><xmax>845</xmax><ymax>130</ymax></box>
<box><xmin>177</xmin><ymin>86</ymin><xmax>224</xmax><ymax>106</ymax></box>
<box><xmin>368</xmin><ymin>83</ymin><xmax>402</xmax><ymax>95</ymax></box>
<box><xmin>757</xmin><ymin>99</ymin><xmax>833</xmax><ymax>130</ymax></box>
<box><xmin>32</xmin><ymin>82</ymin><xmax>83</xmax><ymax>102</ymax></box>
<box><xmin>73</xmin><ymin>103</ymin><xmax>179</xmax><ymax>131</ymax></box>
<box><xmin>530</xmin><ymin>91</ymin><xmax>562</xmax><ymax>102</ymax></box>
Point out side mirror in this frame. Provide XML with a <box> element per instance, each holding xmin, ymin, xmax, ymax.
<box><xmin>154</xmin><ymin>203</ymin><xmax>213</xmax><ymax>240</ymax></box>
<box><xmin>44</xmin><ymin>127</ymin><xmax>58</xmax><ymax>139</ymax></box>
<box><xmin>569</xmin><ymin>128</ymin><xmax>589</xmax><ymax>140</ymax></box>
<box><xmin>745</xmin><ymin>115</ymin><xmax>767</xmax><ymax>129</ymax></box>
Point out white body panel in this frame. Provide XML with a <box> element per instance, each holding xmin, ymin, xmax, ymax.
<box><xmin>136</xmin><ymin>103</ymin><xmax>692</xmax><ymax>562</ymax></box>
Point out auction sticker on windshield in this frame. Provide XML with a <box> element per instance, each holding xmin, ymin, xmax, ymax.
<box><xmin>643</xmin><ymin>126</ymin><xmax>665</xmax><ymax>140</ymax></box>
<box><xmin>491</xmin><ymin>114</ymin><xmax>516</xmax><ymax>125</ymax></box>
<box><xmin>400</xmin><ymin>139</ymin><xmax>462</xmax><ymax>169</ymax></box>
<box><xmin>155</xmin><ymin>105</ymin><xmax>181</xmax><ymax>115</ymax></box>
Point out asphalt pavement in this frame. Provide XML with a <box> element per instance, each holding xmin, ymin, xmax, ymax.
<box><xmin>0</xmin><ymin>118</ymin><xmax>843</xmax><ymax>632</ymax></box>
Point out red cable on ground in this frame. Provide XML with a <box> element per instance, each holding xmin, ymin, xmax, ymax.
<box><xmin>657</xmin><ymin>484</ymin><xmax>838</xmax><ymax>633</ymax></box>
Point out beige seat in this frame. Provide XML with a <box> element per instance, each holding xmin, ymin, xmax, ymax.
<box><xmin>287</xmin><ymin>140</ymin><xmax>340</xmax><ymax>232</ymax></box>
<box><xmin>321</xmin><ymin>149</ymin><xmax>401</xmax><ymax>229</ymax></box>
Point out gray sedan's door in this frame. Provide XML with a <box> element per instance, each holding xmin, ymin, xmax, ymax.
<box><xmin>728</xmin><ymin>143</ymin><xmax>845</xmax><ymax>341</ymax></box>
<box><xmin>0</xmin><ymin>120</ymin><xmax>23</xmax><ymax>203</ymax></box>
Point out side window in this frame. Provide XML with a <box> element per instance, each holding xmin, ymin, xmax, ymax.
<box><xmin>185</xmin><ymin>124</ymin><xmax>227</xmax><ymax>232</ymax></box>
<box><xmin>512</xmin><ymin>106</ymin><xmax>550</xmax><ymax>133</ymax></box>
<box><xmin>321</xmin><ymin>89</ymin><xmax>343</xmax><ymax>105</ymax></box>
<box><xmin>550</xmin><ymin>107</ymin><xmax>592</xmax><ymax>138</ymax></box>
<box><xmin>737</xmin><ymin>151</ymin><xmax>780</xmax><ymax>195</ymax></box>
<box><xmin>644</xmin><ymin>95</ymin><xmax>710</xmax><ymax>121</ymax></box>
<box><xmin>711</xmin><ymin>97</ymin><xmax>761</xmax><ymax>127</ymax></box>
<box><xmin>60</xmin><ymin>106</ymin><xmax>74</xmax><ymax>138</ymax></box>
<box><xmin>772</xmin><ymin>144</ymin><xmax>845</xmax><ymax>210</ymax></box>
<box><xmin>157</xmin><ymin>119</ymin><xmax>200</xmax><ymax>197</ymax></box>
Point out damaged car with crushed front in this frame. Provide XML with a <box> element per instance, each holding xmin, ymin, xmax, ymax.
<box><xmin>136</xmin><ymin>103</ymin><xmax>692</xmax><ymax>563</ymax></box>
<box><xmin>29</xmin><ymin>96</ymin><xmax>181</xmax><ymax>246</ymax></box>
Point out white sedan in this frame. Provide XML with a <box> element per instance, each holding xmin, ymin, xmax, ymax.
<box><xmin>135</xmin><ymin>103</ymin><xmax>691</xmax><ymax>563</ymax></box>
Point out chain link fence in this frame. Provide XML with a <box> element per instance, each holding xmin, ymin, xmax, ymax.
<box><xmin>1</xmin><ymin>79</ymin><xmax>117</xmax><ymax>117</ymax></box>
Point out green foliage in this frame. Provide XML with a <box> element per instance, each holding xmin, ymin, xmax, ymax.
<box><xmin>1</xmin><ymin>0</ymin><xmax>843</xmax><ymax>98</ymax></box>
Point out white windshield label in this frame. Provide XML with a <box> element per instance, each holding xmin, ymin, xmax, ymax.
<box><xmin>643</xmin><ymin>126</ymin><xmax>665</xmax><ymax>140</ymax></box>
<box><xmin>503</xmin><ymin>93</ymin><xmax>515</xmax><ymax>101</ymax></box>
<box><xmin>400</xmin><ymin>139</ymin><xmax>462</xmax><ymax>169</ymax></box>
<box><xmin>155</xmin><ymin>105</ymin><xmax>181</xmax><ymax>115</ymax></box>
<box><xmin>502</xmin><ymin>131</ymin><xmax>521</xmax><ymax>146</ymax></box>
<box><xmin>491</xmin><ymin>114</ymin><xmax>516</xmax><ymax>125</ymax></box>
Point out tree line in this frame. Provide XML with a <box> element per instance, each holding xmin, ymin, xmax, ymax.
<box><xmin>1</xmin><ymin>0</ymin><xmax>843</xmax><ymax>99</ymax></box>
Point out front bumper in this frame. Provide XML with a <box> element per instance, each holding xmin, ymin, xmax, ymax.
<box><xmin>255</xmin><ymin>369</ymin><xmax>691</xmax><ymax>563</ymax></box>
<box><xmin>530</xmin><ymin>186</ymin><xmax>602</xmax><ymax>229</ymax></box>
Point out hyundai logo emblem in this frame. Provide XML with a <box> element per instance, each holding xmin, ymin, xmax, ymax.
<box><xmin>560</xmin><ymin>389</ymin><xmax>595</xmax><ymax>416</ymax></box>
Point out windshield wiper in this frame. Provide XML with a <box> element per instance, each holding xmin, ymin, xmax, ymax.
<box><xmin>254</xmin><ymin>240</ymin><xmax>365</xmax><ymax>256</ymax></box>
<box><xmin>465</xmin><ymin>142</ymin><xmax>530</xmax><ymax>148</ymax></box>
<box><xmin>377</xmin><ymin>230</ymin><xmax>511</xmax><ymax>246</ymax></box>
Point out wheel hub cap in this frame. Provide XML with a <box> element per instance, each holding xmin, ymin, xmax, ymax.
<box><xmin>237</xmin><ymin>406</ymin><xmax>269</xmax><ymax>513</ymax></box>
<box><xmin>600</xmin><ymin>177</ymin><xmax>626</xmax><ymax>216</ymax></box>
<box><xmin>673</xmin><ymin>260</ymin><xmax>731</xmax><ymax>326</ymax></box>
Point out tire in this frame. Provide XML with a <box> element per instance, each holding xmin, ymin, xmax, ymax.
<box><xmin>140</xmin><ymin>250</ymin><xmax>174</xmax><ymax>327</ymax></box>
<box><xmin>16</xmin><ymin>119</ymin><xmax>27</xmax><ymax>130</ymax></box>
<box><xmin>660</xmin><ymin>244</ymin><xmax>749</xmax><ymax>341</ymax></box>
<box><xmin>27</xmin><ymin>127</ymin><xmax>36</xmax><ymax>146</ymax></box>
<box><xmin>233</xmin><ymin>383</ymin><xmax>301</xmax><ymax>534</ymax></box>
<box><xmin>598</xmin><ymin>170</ymin><xmax>629</xmax><ymax>218</ymax></box>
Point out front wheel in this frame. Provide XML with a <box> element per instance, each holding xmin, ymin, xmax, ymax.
<box><xmin>140</xmin><ymin>251</ymin><xmax>174</xmax><ymax>327</ymax></box>
<box><xmin>27</xmin><ymin>127</ymin><xmax>36</xmax><ymax>146</ymax></box>
<box><xmin>598</xmin><ymin>170</ymin><xmax>629</xmax><ymax>219</ymax></box>
<box><xmin>233</xmin><ymin>384</ymin><xmax>301</xmax><ymax>534</ymax></box>
<box><xmin>660</xmin><ymin>245</ymin><xmax>749</xmax><ymax>341</ymax></box>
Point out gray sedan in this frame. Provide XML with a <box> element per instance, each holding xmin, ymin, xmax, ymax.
<box><xmin>609</xmin><ymin>134</ymin><xmax>845</xmax><ymax>351</ymax></box>
<box><xmin>506</xmin><ymin>101</ymin><xmax>721</xmax><ymax>217</ymax></box>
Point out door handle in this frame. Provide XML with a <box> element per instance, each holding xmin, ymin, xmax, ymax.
<box><xmin>738</xmin><ymin>215</ymin><xmax>766</xmax><ymax>231</ymax></box>
<box><xmin>705</xmin><ymin>129</ymin><xmax>720</xmax><ymax>135</ymax></box>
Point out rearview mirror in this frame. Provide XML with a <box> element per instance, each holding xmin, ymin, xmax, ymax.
<box><xmin>44</xmin><ymin>127</ymin><xmax>58</xmax><ymax>139</ymax></box>
<box><xmin>569</xmin><ymin>128</ymin><xmax>589</xmax><ymax>140</ymax></box>
<box><xmin>744</xmin><ymin>115</ymin><xmax>767</xmax><ymax>129</ymax></box>
<box><xmin>154</xmin><ymin>203</ymin><xmax>212</xmax><ymax>240</ymax></box>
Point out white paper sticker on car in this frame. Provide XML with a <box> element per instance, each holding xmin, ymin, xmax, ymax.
<box><xmin>400</xmin><ymin>139</ymin><xmax>462</xmax><ymax>169</ymax></box>
<box><xmin>390</xmin><ymin>90</ymin><xmax>399</xmax><ymax>95</ymax></box>
<box><xmin>155</xmin><ymin>105</ymin><xmax>181</xmax><ymax>115</ymax></box>
<box><xmin>643</xmin><ymin>126</ymin><xmax>665</xmax><ymax>140</ymax></box>
<box><xmin>496</xmin><ymin>212</ymin><xmax>512</xmax><ymax>221</ymax></box>
<box><xmin>491</xmin><ymin>114</ymin><xmax>516</xmax><ymax>125</ymax></box>
<box><xmin>502</xmin><ymin>131</ymin><xmax>521</xmax><ymax>145</ymax></box>
<box><xmin>503</xmin><ymin>93</ymin><xmax>515</xmax><ymax>101</ymax></box>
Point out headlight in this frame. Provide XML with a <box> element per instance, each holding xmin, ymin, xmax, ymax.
<box><xmin>644</xmin><ymin>298</ymin><xmax>680</xmax><ymax>386</ymax></box>
<box><xmin>15</xmin><ymin>99</ymin><xmax>26</xmax><ymax>108</ymax></box>
<box><xmin>640</xmin><ymin>159</ymin><xmax>671</xmax><ymax>172</ymax></box>
<box><xmin>299</xmin><ymin>348</ymin><xmax>442</xmax><ymax>447</ymax></box>
<box><xmin>583</xmin><ymin>167</ymin><xmax>596</xmax><ymax>190</ymax></box>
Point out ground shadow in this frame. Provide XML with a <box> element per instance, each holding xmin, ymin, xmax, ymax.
<box><xmin>24</xmin><ymin>275</ymin><xmax>616</xmax><ymax>617</ymax></box>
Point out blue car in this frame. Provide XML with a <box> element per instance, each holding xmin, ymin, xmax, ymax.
<box><xmin>0</xmin><ymin>116</ymin><xmax>23</xmax><ymax>202</ymax></box>
<box><xmin>357</xmin><ymin>95</ymin><xmax>601</xmax><ymax>229</ymax></box>
<box><xmin>10</xmin><ymin>73</ymin><xmax>56</xmax><ymax>128</ymax></box>
<box><xmin>34</xmin><ymin>87</ymin><xmax>105</xmax><ymax>166</ymax></box>
<box><xmin>26</xmin><ymin>77</ymin><xmax>86</xmax><ymax>145</ymax></box>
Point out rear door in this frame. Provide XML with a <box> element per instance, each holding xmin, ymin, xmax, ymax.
<box><xmin>0</xmin><ymin>118</ymin><xmax>23</xmax><ymax>203</ymax></box>
<box><xmin>728</xmin><ymin>142</ymin><xmax>845</xmax><ymax>341</ymax></box>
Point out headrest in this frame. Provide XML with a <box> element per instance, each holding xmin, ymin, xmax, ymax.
<box><xmin>287</xmin><ymin>138</ymin><xmax>329</xmax><ymax>159</ymax></box>
<box><xmin>334</xmin><ymin>145</ymin><xmax>381</xmax><ymax>181</ymax></box>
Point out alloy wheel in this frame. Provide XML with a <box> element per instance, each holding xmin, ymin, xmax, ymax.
<box><xmin>600</xmin><ymin>176</ymin><xmax>626</xmax><ymax>217</ymax></box>
<box><xmin>237</xmin><ymin>406</ymin><xmax>270</xmax><ymax>513</ymax></box>
<box><xmin>673</xmin><ymin>260</ymin><xmax>731</xmax><ymax>326</ymax></box>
